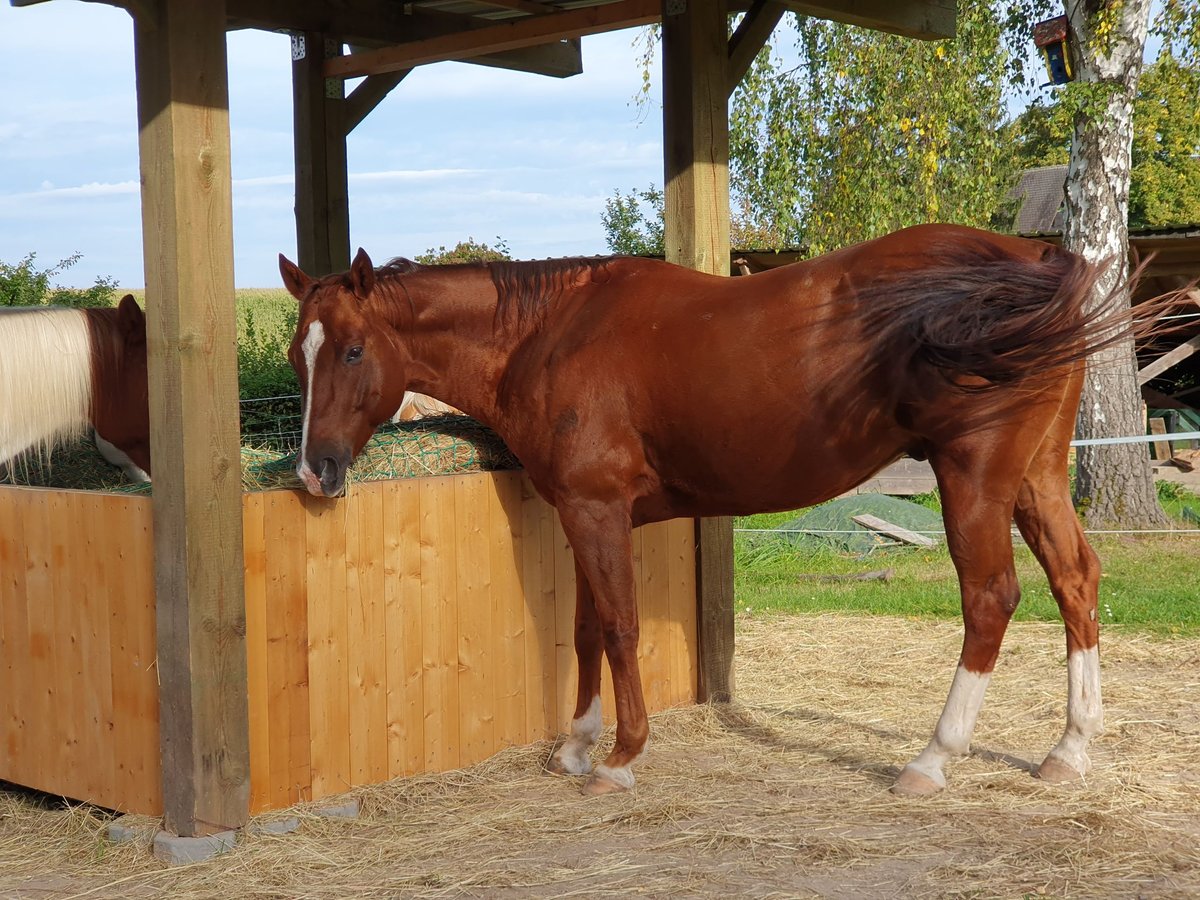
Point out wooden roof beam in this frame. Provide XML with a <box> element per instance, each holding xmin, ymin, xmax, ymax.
<box><xmin>728</xmin><ymin>0</ymin><xmax>786</xmax><ymax>94</ymax></box>
<box><xmin>323</xmin><ymin>0</ymin><xmax>659</xmax><ymax>79</ymax></box>
<box><xmin>784</xmin><ymin>0</ymin><xmax>953</xmax><ymax>39</ymax></box>
<box><xmin>728</xmin><ymin>0</ymin><xmax>955</xmax><ymax>39</ymax></box>
<box><xmin>227</xmin><ymin>0</ymin><xmax>582</xmax><ymax>78</ymax></box>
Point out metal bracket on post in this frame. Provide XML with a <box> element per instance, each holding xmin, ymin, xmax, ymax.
<box><xmin>324</xmin><ymin>38</ymin><xmax>344</xmax><ymax>100</ymax></box>
<box><xmin>291</xmin><ymin>34</ymin><xmax>306</xmax><ymax>62</ymax></box>
<box><xmin>665</xmin><ymin>0</ymin><xmax>686</xmax><ymax>15</ymax></box>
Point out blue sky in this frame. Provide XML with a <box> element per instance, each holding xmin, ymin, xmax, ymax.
<box><xmin>0</xmin><ymin>2</ymin><xmax>665</xmax><ymax>287</ymax></box>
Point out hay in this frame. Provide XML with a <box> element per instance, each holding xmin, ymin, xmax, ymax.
<box><xmin>0</xmin><ymin>415</ymin><xmax>520</xmax><ymax>494</ymax></box>
<box><xmin>2</xmin><ymin>614</ymin><xmax>1198</xmax><ymax>898</ymax></box>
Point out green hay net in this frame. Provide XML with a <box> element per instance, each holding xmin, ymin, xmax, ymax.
<box><xmin>0</xmin><ymin>415</ymin><xmax>520</xmax><ymax>494</ymax></box>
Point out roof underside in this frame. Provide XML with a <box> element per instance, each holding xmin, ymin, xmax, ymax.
<box><xmin>12</xmin><ymin>0</ymin><xmax>956</xmax><ymax>77</ymax></box>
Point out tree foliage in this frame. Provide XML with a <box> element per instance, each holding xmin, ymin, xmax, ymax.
<box><xmin>0</xmin><ymin>252</ymin><xmax>118</xmax><ymax>309</ymax></box>
<box><xmin>610</xmin><ymin>2</ymin><xmax>1199</xmax><ymax>251</ymax></box>
<box><xmin>415</xmin><ymin>237</ymin><xmax>511</xmax><ymax>265</ymax></box>
<box><xmin>1008</xmin><ymin>53</ymin><xmax>1200</xmax><ymax>229</ymax></box>
<box><xmin>730</xmin><ymin>6</ymin><xmax>1016</xmax><ymax>253</ymax></box>
<box><xmin>601</xmin><ymin>186</ymin><xmax>664</xmax><ymax>255</ymax></box>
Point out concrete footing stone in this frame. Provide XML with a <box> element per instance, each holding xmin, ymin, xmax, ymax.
<box><xmin>246</xmin><ymin>816</ymin><xmax>301</xmax><ymax>836</ymax></box>
<box><xmin>152</xmin><ymin>829</ymin><xmax>237</xmax><ymax>866</ymax></box>
<box><xmin>314</xmin><ymin>799</ymin><xmax>360</xmax><ymax>819</ymax></box>
<box><xmin>106</xmin><ymin>818</ymin><xmax>157</xmax><ymax>845</ymax></box>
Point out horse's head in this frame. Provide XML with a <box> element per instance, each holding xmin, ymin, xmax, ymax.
<box><xmin>280</xmin><ymin>248</ymin><xmax>409</xmax><ymax>497</ymax></box>
<box><xmin>91</xmin><ymin>294</ymin><xmax>151</xmax><ymax>478</ymax></box>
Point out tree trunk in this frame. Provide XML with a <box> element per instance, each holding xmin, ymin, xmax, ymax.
<box><xmin>1064</xmin><ymin>0</ymin><xmax>1167</xmax><ymax>529</ymax></box>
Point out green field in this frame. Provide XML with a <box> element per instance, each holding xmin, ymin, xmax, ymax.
<box><xmin>734</xmin><ymin>504</ymin><xmax>1200</xmax><ymax>635</ymax></box>
<box><xmin>124</xmin><ymin>287</ymin><xmax>295</xmax><ymax>348</ymax></box>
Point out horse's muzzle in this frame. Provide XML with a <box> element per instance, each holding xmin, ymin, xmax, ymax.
<box><xmin>318</xmin><ymin>456</ymin><xmax>346</xmax><ymax>497</ymax></box>
<box><xmin>298</xmin><ymin>447</ymin><xmax>350</xmax><ymax>498</ymax></box>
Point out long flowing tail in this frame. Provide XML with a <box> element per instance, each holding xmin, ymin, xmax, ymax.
<box><xmin>861</xmin><ymin>243</ymin><xmax>1106</xmax><ymax>389</ymax></box>
<box><xmin>858</xmin><ymin>241</ymin><xmax>1190</xmax><ymax>394</ymax></box>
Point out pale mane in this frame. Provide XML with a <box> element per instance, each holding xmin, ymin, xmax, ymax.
<box><xmin>0</xmin><ymin>307</ymin><xmax>93</xmax><ymax>466</ymax></box>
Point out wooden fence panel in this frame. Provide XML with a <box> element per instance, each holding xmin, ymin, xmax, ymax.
<box><xmin>0</xmin><ymin>488</ymin><xmax>159</xmax><ymax>815</ymax></box>
<box><xmin>1</xmin><ymin>472</ymin><xmax>697</xmax><ymax>815</ymax></box>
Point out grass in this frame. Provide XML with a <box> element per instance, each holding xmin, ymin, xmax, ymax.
<box><xmin>735</xmin><ymin>488</ymin><xmax>1200</xmax><ymax>636</ymax></box>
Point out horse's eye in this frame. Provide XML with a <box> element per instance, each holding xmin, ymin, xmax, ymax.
<box><xmin>345</xmin><ymin>346</ymin><xmax>364</xmax><ymax>365</ymax></box>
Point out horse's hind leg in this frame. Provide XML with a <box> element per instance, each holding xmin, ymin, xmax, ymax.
<box><xmin>546</xmin><ymin>560</ymin><xmax>605</xmax><ymax>777</ymax></box>
<box><xmin>894</xmin><ymin>441</ymin><xmax>1024</xmax><ymax>796</ymax></box>
<box><xmin>1013</xmin><ymin>449</ymin><xmax>1104</xmax><ymax>783</ymax></box>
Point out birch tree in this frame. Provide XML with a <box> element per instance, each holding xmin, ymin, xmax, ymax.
<box><xmin>1062</xmin><ymin>0</ymin><xmax>1164</xmax><ymax>528</ymax></box>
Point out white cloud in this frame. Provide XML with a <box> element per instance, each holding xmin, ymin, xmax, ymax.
<box><xmin>0</xmin><ymin>4</ymin><xmax>664</xmax><ymax>288</ymax></box>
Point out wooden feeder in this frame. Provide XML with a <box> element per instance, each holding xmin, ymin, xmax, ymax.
<box><xmin>1033</xmin><ymin>15</ymin><xmax>1073</xmax><ymax>85</ymax></box>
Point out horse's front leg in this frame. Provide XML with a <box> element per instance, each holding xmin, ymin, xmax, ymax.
<box><xmin>555</xmin><ymin>500</ymin><xmax>647</xmax><ymax>795</ymax></box>
<box><xmin>546</xmin><ymin>560</ymin><xmax>604</xmax><ymax>777</ymax></box>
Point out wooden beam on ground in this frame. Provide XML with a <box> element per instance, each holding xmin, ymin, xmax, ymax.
<box><xmin>324</xmin><ymin>0</ymin><xmax>659</xmax><ymax>79</ymax></box>
<box><xmin>1138</xmin><ymin>332</ymin><xmax>1200</xmax><ymax>385</ymax></box>
<box><xmin>1149</xmin><ymin>417</ymin><xmax>1173</xmax><ymax>463</ymax></box>
<box><xmin>133</xmin><ymin>0</ymin><xmax>249</xmax><ymax>837</ymax></box>
<box><xmin>728</xmin><ymin>0</ymin><xmax>786</xmax><ymax>94</ymax></box>
<box><xmin>662</xmin><ymin>0</ymin><xmax>734</xmax><ymax>703</ymax></box>
<box><xmin>852</xmin><ymin>514</ymin><xmax>938</xmax><ymax>547</ymax></box>
<box><xmin>293</xmin><ymin>32</ymin><xmax>351</xmax><ymax>276</ymax></box>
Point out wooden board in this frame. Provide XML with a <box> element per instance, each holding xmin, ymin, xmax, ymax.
<box><xmin>0</xmin><ymin>472</ymin><xmax>699</xmax><ymax>815</ymax></box>
<box><xmin>0</xmin><ymin>488</ymin><xmax>159</xmax><ymax>815</ymax></box>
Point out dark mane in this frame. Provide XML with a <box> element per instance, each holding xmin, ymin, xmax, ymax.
<box><xmin>379</xmin><ymin>257</ymin><xmax>421</xmax><ymax>277</ymax></box>
<box><xmin>488</xmin><ymin>257</ymin><xmax>617</xmax><ymax>330</ymax></box>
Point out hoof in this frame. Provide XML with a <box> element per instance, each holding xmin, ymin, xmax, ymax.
<box><xmin>581</xmin><ymin>773</ymin><xmax>630</xmax><ymax>796</ymax></box>
<box><xmin>545</xmin><ymin>748</ymin><xmax>592</xmax><ymax>777</ymax></box>
<box><xmin>1037</xmin><ymin>755</ymin><xmax>1083</xmax><ymax>784</ymax></box>
<box><xmin>891</xmin><ymin>766</ymin><xmax>944</xmax><ymax>797</ymax></box>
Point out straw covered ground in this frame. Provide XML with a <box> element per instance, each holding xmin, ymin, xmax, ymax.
<box><xmin>2</xmin><ymin>613</ymin><xmax>1198</xmax><ymax>899</ymax></box>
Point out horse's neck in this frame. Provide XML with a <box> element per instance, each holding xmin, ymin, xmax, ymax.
<box><xmin>389</xmin><ymin>270</ymin><xmax>515</xmax><ymax>425</ymax></box>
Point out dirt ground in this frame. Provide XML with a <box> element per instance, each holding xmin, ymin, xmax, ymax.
<box><xmin>2</xmin><ymin>613</ymin><xmax>1198</xmax><ymax>899</ymax></box>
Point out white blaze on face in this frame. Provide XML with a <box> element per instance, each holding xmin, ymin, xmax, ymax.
<box><xmin>297</xmin><ymin>319</ymin><xmax>325</xmax><ymax>491</ymax></box>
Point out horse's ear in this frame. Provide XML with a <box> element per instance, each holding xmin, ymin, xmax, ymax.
<box><xmin>279</xmin><ymin>254</ymin><xmax>316</xmax><ymax>301</ymax></box>
<box><xmin>116</xmin><ymin>294</ymin><xmax>145</xmax><ymax>342</ymax></box>
<box><xmin>349</xmin><ymin>247</ymin><xmax>376</xmax><ymax>301</ymax></box>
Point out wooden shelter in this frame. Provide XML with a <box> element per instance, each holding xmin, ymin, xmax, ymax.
<box><xmin>7</xmin><ymin>0</ymin><xmax>954</xmax><ymax>838</ymax></box>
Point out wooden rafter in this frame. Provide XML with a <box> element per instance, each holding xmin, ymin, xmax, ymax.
<box><xmin>739</xmin><ymin>0</ymin><xmax>955</xmax><ymax>39</ymax></box>
<box><xmin>728</xmin><ymin>0</ymin><xmax>786</xmax><ymax>94</ymax></box>
<box><xmin>475</xmin><ymin>0</ymin><xmax>560</xmax><ymax>15</ymax></box>
<box><xmin>323</xmin><ymin>0</ymin><xmax>659</xmax><ymax>79</ymax></box>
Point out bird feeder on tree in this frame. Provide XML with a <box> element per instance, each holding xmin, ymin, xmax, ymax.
<box><xmin>1033</xmin><ymin>15</ymin><xmax>1074</xmax><ymax>85</ymax></box>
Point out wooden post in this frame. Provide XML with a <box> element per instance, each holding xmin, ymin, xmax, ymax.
<box><xmin>134</xmin><ymin>0</ymin><xmax>250</xmax><ymax>836</ymax></box>
<box><xmin>662</xmin><ymin>0</ymin><xmax>735</xmax><ymax>703</ymax></box>
<box><xmin>293</xmin><ymin>32</ymin><xmax>351</xmax><ymax>276</ymax></box>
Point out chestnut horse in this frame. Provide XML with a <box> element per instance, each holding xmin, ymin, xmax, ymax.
<box><xmin>280</xmin><ymin>223</ymin><xmax>1133</xmax><ymax>797</ymax></box>
<box><xmin>0</xmin><ymin>294</ymin><xmax>150</xmax><ymax>481</ymax></box>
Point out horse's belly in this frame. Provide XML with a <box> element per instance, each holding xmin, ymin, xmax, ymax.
<box><xmin>645</xmin><ymin>426</ymin><xmax>907</xmax><ymax>520</ymax></box>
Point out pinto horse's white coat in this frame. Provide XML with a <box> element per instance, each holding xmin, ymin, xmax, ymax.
<box><xmin>0</xmin><ymin>307</ymin><xmax>92</xmax><ymax>466</ymax></box>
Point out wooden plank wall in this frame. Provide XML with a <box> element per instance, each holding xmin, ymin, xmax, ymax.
<box><xmin>242</xmin><ymin>470</ymin><xmax>699</xmax><ymax>812</ymax></box>
<box><xmin>0</xmin><ymin>471</ymin><xmax>698</xmax><ymax>816</ymax></box>
<box><xmin>0</xmin><ymin>487</ymin><xmax>160</xmax><ymax>815</ymax></box>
